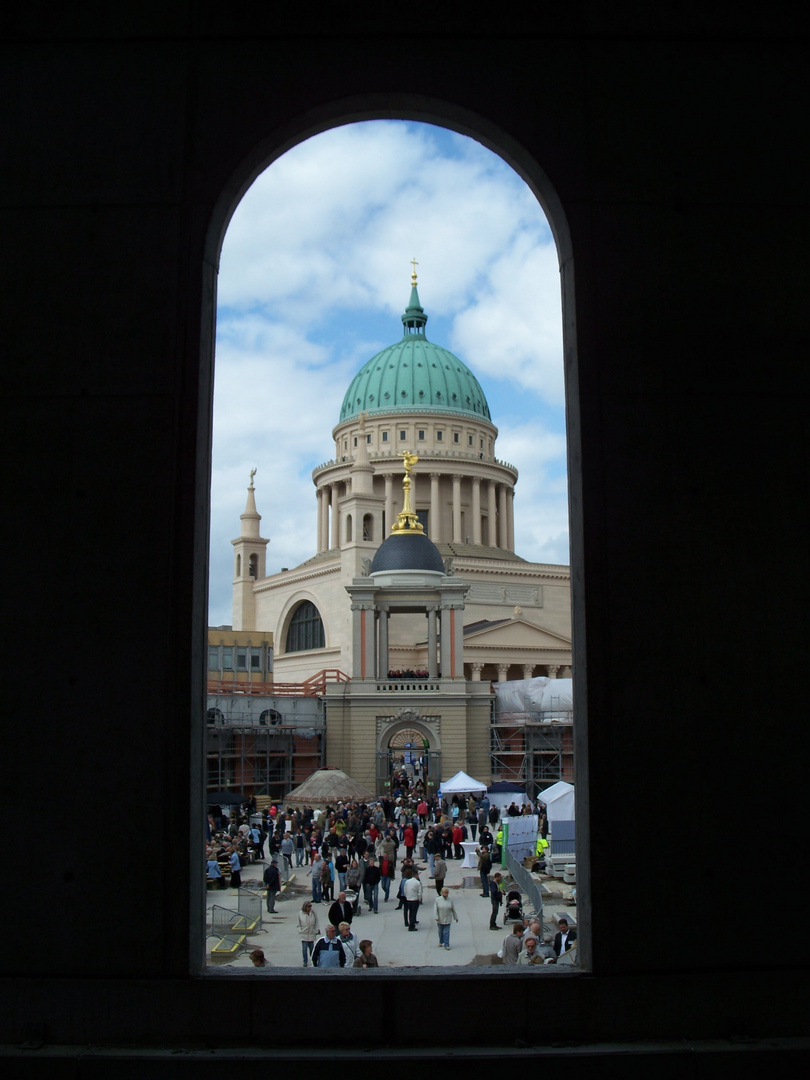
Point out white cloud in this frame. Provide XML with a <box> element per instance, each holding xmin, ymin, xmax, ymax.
<box><xmin>209</xmin><ymin>121</ymin><xmax>568</xmax><ymax>624</ymax></box>
<box><xmin>451</xmin><ymin>237</ymin><xmax>564</xmax><ymax>405</ymax></box>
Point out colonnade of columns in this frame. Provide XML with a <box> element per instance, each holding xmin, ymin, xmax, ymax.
<box><xmin>467</xmin><ymin>662</ymin><xmax>564</xmax><ymax>682</ymax></box>
<box><xmin>316</xmin><ymin>475</ymin><xmax>515</xmax><ymax>553</ymax></box>
<box><xmin>350</xmin><ymin>601</ymin><xmax>466</xmax><ymax>681</ymax></box>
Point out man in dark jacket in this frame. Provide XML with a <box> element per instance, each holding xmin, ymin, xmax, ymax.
<box><xmin>489</xmin><ymin>872</ymin><xmax>503</xmax><ymax>930</ymax></box>
<box><xmin>553</xmin><ymin>918</ymin><xmax>577</xmax><ymax>956</ymax></box>
<box><xmin>328</xmin><ymin>891</ymin><xmax>354</xmax><ymax>929</ymax></box>
<box><xmin>362</xmin><ymin>855</ymin><xmax>381</xmax><ymax>913</ymax></box>
<box><xmin>263</xmin><ymin>859</ymin><xmax>281</xmax><ymax>913</ymax></box>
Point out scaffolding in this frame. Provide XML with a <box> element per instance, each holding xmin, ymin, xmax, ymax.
<box><xmin>490</xmin><ymin>684</ymin><xmax>574</xmax><ymax>798</ymax></box>
<box><xmin>490</xmin><ymin>719</ymin><xmax>574</xmax><ymax>797</ymax></box>
<box><xmin>206</xmin><ymin>686</ymin><xmax>327</xmax><ymax>803</ymax></box>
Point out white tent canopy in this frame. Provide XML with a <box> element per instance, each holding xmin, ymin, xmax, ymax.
<box><xmin>439</xmin><ymin>770</ymin><xmax>488</xmax><ymax>795</ymax></box>
<box><xmin>538</xmin><ymin>780</ymin><xmax>575</xmax><ymax>821</ymax></box>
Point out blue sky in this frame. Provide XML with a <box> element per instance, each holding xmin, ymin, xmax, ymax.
<box><xmin>209</xmin><ymin>121</ymin><xmax>569</xmax><ymax>626</ymax></box>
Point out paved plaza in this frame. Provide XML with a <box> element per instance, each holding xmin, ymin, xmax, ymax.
<box><xmin>206</xmin><ymin>847</ymin><xmax>577</xmax><ymax>971</ymax></box>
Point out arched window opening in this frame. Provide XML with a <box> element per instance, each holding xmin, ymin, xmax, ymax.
<box><xmin>285</xmin><ymin>600</ymin><xmax>325</xmax><ymax>653</ymax></box>
<box><xmin>248</xmin><ymin>553</ymin><xmax>258</xmax><ymax>579</ymax></box>
<box><xmin>207</xmin><ymin>116</ymin><xmax>577</xmax><ymax>973</ymax></box>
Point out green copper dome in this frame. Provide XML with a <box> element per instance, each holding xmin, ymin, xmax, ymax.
<box><xmin>339</xmin><ymin>285</ymin><xmax>491</xmax><ymax>423</ymax></box>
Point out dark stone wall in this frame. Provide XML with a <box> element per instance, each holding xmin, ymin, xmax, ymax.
<box><xmin>2</xmin><ymin>5</ymin><xmax>808</xmax><ymax>1069</ymax></box>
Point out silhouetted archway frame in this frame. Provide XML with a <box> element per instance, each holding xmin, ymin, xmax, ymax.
<box><xmin>194</xmin><ymin>94</ymin><xmax>588</xmax><ymax>976</ymax></box>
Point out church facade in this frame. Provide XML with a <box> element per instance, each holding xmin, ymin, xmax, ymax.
<box><xmin>230</xmin><ymin>278</ymin><xmax>572</xmax><ymax>793</ymax></box>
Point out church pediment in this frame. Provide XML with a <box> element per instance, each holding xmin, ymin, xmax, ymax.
<box><xmin>462</xmin><ymin>616</ymin><xmax>571</xmax><ymax>649</ymax></box>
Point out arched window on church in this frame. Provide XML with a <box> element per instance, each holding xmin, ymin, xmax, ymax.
<box><xmin>286</xmin><ymin>600</ymin><xmax>325</xmax><ymax>652</ymax></box>
<box><xmin>248</xmin><ymin>553</ymin><xmax>258</xmax><ymax>578</ymax></box>
<box><xmin>346</xmin><ymin>513</ymin><xmax>353</xmax><ymax>542</ymax></box>
<box><xmin>362</xmin><ymin>513</ymin><xmax>373</xmax><ymax>541</ymax></box>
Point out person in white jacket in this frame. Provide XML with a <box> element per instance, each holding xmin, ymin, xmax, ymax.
<box><xmin>297</xmin><ymin>900</ymin><xmax>320</xmax><ymax>967</ymax></box>
<box><xmin>434</xmin><ymin>887</ymin><xmax>458</xmax><ymax>950</ymax></box>
<box><xmin>402</xmin><ymin>868</ymin><xmax>422</xmax><ymax>931</ymax></box>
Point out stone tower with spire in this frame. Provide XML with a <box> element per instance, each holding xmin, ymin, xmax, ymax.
<box><xmin>231</xmin><ymin>471</ymin><xmax>269</xmax><ymax>630</ymax></box>
<box><xmin>337</xmin><ymin>411</ymin><xmax>386</xmax><ymax>578</ymax></box>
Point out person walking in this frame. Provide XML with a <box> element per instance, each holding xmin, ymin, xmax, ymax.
<box><xmin>363</xmin><ymin>855</ymin><xmax>381</xmax><ymax>913</ymax></box>
<box><xmin>263</xmin><ymin>858</ymin><xmax>281</xmax><ymax>913</ymax></box>
<box><xmin>434</xmin><ymin>886</ymin><xmax>458</xmax><ymax>950</ymax></box>
<box><xmin>477</xmin><ymin>845</ymin><xmax>492</xmax><ymax>897</ymax></box>
<box><xmin>337</xmin><ymin>921</ymin><xmax>360</xmax><ymax>965</ymax></box>
<box><xmin>402</xmin><ymin>868</ymin><xmax>423</xmax><ymax>931</ymax></box>
<box><xmin>433</xmin><ymin>854</ymin><xmax>448</xmax><ymax>895</ymax></box>
<box><xmin>280</xmin><ymin>832</ymin><xmax>294</xmax><ymax>879</ymax></box>
<box><xmin>321</xmin><ymin>853</ymin><xmax>335</xmax><ymax>902</ymax></box>
<box><xmin>328</xmin><ymin>891</ymin><xmax>354</xmax><ymax>929</ymax></box>
<box><xmin>347</xmin><ymin>858</ymin><xmax>362</xmax><ymax>915</ymax></box>
<box><xmin>424</xmin><ymin>827</ymin><xmax>440</xmax><ymax>878</ymax></box>
<box><xmin>352</xmin><ymin>939</ymin><xmax>379</xmax><ymax>968</ymax></box>
<box><xmin>297</xmin><ymin>899</ymin><xmax>319</xmax><ymax>967</ymax></box>
<box><xmin>311</xmin><ymin>924</ymin><xmax>346</xmax><ymax>968</ymax></box>
<box><xmin>228</xmin><ymin>845</ymin><xmax>242</xmax><ymax>890</ymax></box>
<box><xmin>379</xmin><ymin>852</ymin><xmax>395</xmax><ymax>902</ymax></box>
<box><xmin>502</xmin><ymin>920</ymin><xmax>524</xmax><ymax>964</ymax></box>
<box><xmin>488</xmin><ymin>872</ymin><xmax>503</xmax><ymax>930</ymax></box>
<box><xmin>335</xmin><ymin>850</ymin><xmax>349</xmax><ymax>892</ymax></box>
<box><xmin>309</xmin><ymin>853</ymin><xmax>324</xmax><ymax>904</ymax></box>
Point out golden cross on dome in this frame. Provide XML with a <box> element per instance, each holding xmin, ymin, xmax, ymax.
<box><xmin>410</xmin><ymin>257</ymin><xmax>418</xmax><ymax>285</ymax></box>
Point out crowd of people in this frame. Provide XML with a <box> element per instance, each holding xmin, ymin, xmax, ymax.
<box><xmin>206</xmin><ymin>788</ymin><xmax>564</xmax><ymax>969</ymax></box>
<box><xmin>497</xmin><ymin>916</ymin><xmax>577</xmax><ymax>966</ymax></box>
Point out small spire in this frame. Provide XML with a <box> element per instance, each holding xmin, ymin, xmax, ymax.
<box><xmin>240</xmin><ymin>470</ymin><xmax>261</xmax><ymax>535</ymax></box>
<box><xmin>401</xmin><ymin>267</ymin><xmax>428</xmax><ymax>337</ymax></box>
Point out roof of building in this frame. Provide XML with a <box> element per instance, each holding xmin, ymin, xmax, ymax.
<box><xmin>338</xmin><ymin>284</ymin><xmax>491</xmax><ymax>424</ymax></box>
<box><xmin>370</xmin><ymin>530</ymin><xmax>446</xmax><ymax>575</ymax></box>
<box><xmin>462</xmin><ymin>618</ymin><xmax>510</xmax><ymax>636</ymax></box>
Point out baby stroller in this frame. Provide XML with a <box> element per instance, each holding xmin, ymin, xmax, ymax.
<box><xmin>504</xmin><ymin>888</ymin><xmax>523</xmax><ymax>923</ymax></box>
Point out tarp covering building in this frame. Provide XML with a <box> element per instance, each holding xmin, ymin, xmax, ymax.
<box><xmin>494</xmin><ymin>676</ymin><xmax>573</xmax><ymax>719</ymax></box>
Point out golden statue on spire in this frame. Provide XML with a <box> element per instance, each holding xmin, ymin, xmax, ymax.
<box><xmin>391</xmin><ymin>450</ymin><xmax>424</xmax><ymax>534</ymax></box>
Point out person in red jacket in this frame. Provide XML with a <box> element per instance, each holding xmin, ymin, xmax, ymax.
<box><xmin>452</xmin><ymin>822</ymin><xmax>466</xmax><ymax>860</ymax></box>
<box><xmin>403</xmin><ymin>823</ymin><xmax>415</xmax><ymax>859</ymax></box>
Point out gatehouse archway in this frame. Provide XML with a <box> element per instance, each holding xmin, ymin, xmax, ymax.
<box><xmin>376</xmin><ymin>720</ymin><xmax>441</xmax><ymax>798</ymax></box>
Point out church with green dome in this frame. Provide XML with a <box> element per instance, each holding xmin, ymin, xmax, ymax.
<box><xmin>229</xmin><ymin>276</ymin><xmax>573</xmax><ymax>792</ymax></box>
